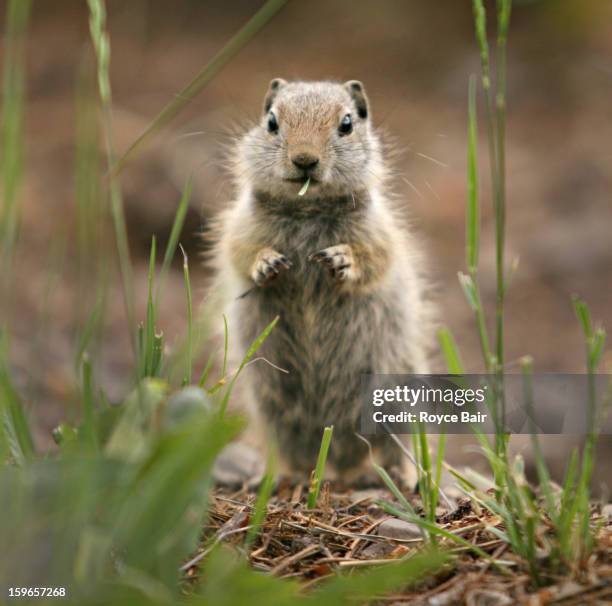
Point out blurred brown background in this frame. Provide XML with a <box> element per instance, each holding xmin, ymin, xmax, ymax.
<box><xmin>2</xmin><ymin>0</ymin><xmax>611</xmax><ymax>470</ymax></box>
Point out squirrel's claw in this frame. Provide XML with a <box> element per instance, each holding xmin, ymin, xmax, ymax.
<box><xmin>309</xmin><ymin>244</ymin><xmax>356</xmax><ymax>283</ymax></box>
<box><xmin>251</xmin><ymin>248</ymin><xmax>292</xmax><ymax>286</ymax></box>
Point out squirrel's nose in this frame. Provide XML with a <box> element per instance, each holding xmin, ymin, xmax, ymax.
<box><xmin>291</xmin><ymin>152</ymin><xmax>319</xmax><ymax>171</ymax></box>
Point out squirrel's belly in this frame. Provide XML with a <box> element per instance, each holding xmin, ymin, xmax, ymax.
<box><xmin>231</xmin><ymin>221</ymin><xmax>419</xmax><ymax>463</ymax></box>
<box><xmin>236</xmin><ymin>275</ymin><xmax>412</xmax><ymax>472</ymax></box>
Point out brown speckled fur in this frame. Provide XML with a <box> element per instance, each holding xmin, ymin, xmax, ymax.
<box><xmin>208</xmin><ymin>80</ymin><xmax>432</xmax><ymax>480</ymax></box>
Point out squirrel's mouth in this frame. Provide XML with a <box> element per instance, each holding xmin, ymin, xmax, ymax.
<box><xmin>285</xmin><ymin>176</ymin><xmax>318</xmax><ymax>184</ymax></box>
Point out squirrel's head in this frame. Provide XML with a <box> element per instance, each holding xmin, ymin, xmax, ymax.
<box><xmin>236</xmin><ymin>80</ymin><xmax>383</xmax><ymax>201</ymax></box>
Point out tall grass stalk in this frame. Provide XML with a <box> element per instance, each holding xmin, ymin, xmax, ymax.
<box><xmin>410</xmin><ymin>422</ymin><xmax>437</xmax><ymax>525</ymax></box>
<box><xmin>504</xmin><ymin>338</ymin><xmax>606</xmax><ymax>579</ymax></box>
<box><xmin>87</xmin><ymin>0</ymin><xmax>136</xmax><ymax>353</ymax></box>
<box><xmin>465</xmin><ymin>0</ymin><xmax>513</xmax><ymax>483</ymax></box>
<box><xmin>569</xmin><ymin>297</ymin><xmax>606</xmax><ymax>561</ymax></box>
<box><xmin>446</xmin><ymin>302</ymin><xmax>606</xmax><ymax>583</ymax></box>
<box><xmin>0</xmin><ymin>0</ymin><xmax>31</xmax><ymax>331</ymax></box>
<box><xmin>113</xmin><ymin>0</ymin><xmax>289</xmax><ymax>174</ymax></box>
<box><xmin>0</xmin><ymin>0</ymin><xmax>35</xmax><ymax>468</ymax></box>
<box><xmin>441</xmin><ymin>0</ymin><xmax>606</xmax><ymax>580</ymax></box>
<box><xmin>74</xmin><ymin>53</ymin><xmax>109</xmax><ymax>365</ymax></box>
<box><xmin>472</xmin><ymin>0</ymin><xmax>511</xmax><ymax>369</ymax></box>
<box><xmin>75</xmin><ymin>54</ymin><xmax>104</xmax><ymax>293</ymax></box>
<box><xmin>462</xmin><ymin>74</ymin><xmax>492</xmax><ymax>371</ymax></box>
<box><xmin>495</xmin><ymin>0</ymin><xmax>511</xmax><ymax>369</ymax></box>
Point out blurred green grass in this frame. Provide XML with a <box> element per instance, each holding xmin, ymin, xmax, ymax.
<box><xmin>0</xmin><ymin>0</ymin><xmax>609</xmax><ymax>602</ymax></box>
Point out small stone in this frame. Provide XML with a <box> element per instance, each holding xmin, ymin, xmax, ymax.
<box><xmin>212</xmin><ymin>442</ymin><xmax>264</xmax><ymax>487</ymax></box>
<box><xmin>428</xmin><ymin>581</ymin><xmax>466</xmax><ymax>605</ymax></box>
<box><xmin>367</xmin><ymin>503</ymin><xmax>384</xmax><ymax>518</ymax></box>
<box><xmin>291</xmin><ymin>536</ymin><xmax>315</xmax><ymax>551</ymax></box>
<box><xmin>360</xmin><ymin>541</ymin><xmax>395</xmax><ymax>559</ymax></box>
<box><xmin>349</xmin><ymin>489</ymin><xmax>386</xmax><ymax>504</ymax></box>
<box><xmin>376</xmin><ymin>517</ymin><xmax>422</xmax><ymax>540</ymax></box>
<box><xmin>465</xmin><ymin>589</ymin><xmax>513</xmax><ymax>606</ymax></box>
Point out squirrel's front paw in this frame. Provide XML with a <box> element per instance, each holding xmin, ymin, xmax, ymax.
<box><xmin>251</xmin><ymin>248</ymin><xmax>292</xmax><ymax>286</ymax></box>
<box><xmin>308</xmin><ymin>244</ymin><xmax>358</xmax><ymax>283</ymax></box>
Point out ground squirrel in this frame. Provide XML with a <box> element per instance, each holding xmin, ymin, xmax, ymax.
<box><xmin>211</xmin><ymin>79</ymin><xmax>431</xmax><ymax>482</ymax></box>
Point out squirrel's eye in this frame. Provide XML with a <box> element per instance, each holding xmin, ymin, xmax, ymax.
<box><xmin>267</xmin><ymin>112</ymin><xmax>279</xmax><ymax>134</ymax></box>
<box><xmin>338</xmin><ymin>113</ymin><xmax>353</xmax><ymax>135</ymax></box>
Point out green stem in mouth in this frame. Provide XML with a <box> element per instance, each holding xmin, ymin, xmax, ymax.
<box><xmin>297</xmin><ymin>176</ymin><xmax>311</xmax><ymax>197</ymax></box>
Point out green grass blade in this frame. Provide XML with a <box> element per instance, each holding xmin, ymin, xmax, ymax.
<box><xmin>112</xmin><ymin>0</ymin><xmax>289</xmax><ymax>174</ymax></box>
<box><xmin>573</xmin><ymin>296</ymin><xmax>593</xmax><ymax>341</ymax></box>
<box><xmin>493</xmin><ymin>0</ymin><xmax>511</xmax><ymax>366</ymax></box>
<box><xmin>87</xmin><ymin>0</ymin><xmax>136</xmax><ymax>353</ymax></box>
<box><xmin>113</xmin><ymin>413</ymin><xmax>243</xmax><ymax>588</ymax></box>
<box><xmin>196</xmin><ymin>546</ymin><xmax>448</xmax><ymax>606</ymax></box>
<box><xmin>80</xmin><ymin>353</ymin><xmax>99</xmax><ymax>453</ymax></box>
<box><xmin>245</xmin><ymin>452</ymin><xmax>276</xmax><ymax>551</ymax></box>
<box><xmin>466</xmin><ymin>74</ymin><xmax>479</xmax><ymax>272</ymax></box>
<box><xmin>307</xmin><ymin>426</ymin><xmax>334</xmax><ymax>509</ymax></box>
<box><xmin>417</xmin><ymin>424</ymin><xmax>434</xmax><ymax>519</ymax></box>
<box><xmin>458</xmin><ymin>271</ymin><xmax>479</xmax><ymax>311</ymax></box>
<box><xmin>370</xmin><ymin>457</ymin><xmax>426</xmax><ymax>540</ymax></box>
<box><xmin>158</xmin><ymin>177</ymin><xmax>193</xmax><ymax>296</ymax></box>
<box><xmin>74</xmin><ymin>52</ymin><xmax>107</xmax><ymax>339</ymax></box>
<box><xmin>180</xmin><ymin>244</ymin><xmax>193</xmax><ymax>386</ymax></box>
<box><xmin>199</xmin><ymin>346</ymin><xmax>219</xmax><ymax>389</ymax></box>
<box><xmin>472</xmin><ymin>0</ymin><xmax>490</xmax><ymax>84</ymax></box>
<box><xmin>0</xmin><ymin>0</ymin><xmax>32</xmax><ymax>328</ymax></box>
<box><xmin>298</xmin><ymin>176</ymin><xmax>311</xmax><ymax>197</ymax></box>
<box><xmin>437</xmin><ymin>328</ymin><xmax>464</xmax><ymax>374</ymax></box>
<box><xmin>463</xmin><ymin>68</ymin><xmax>493</xmax><ymax>372</ymax></box>
<box><xmin>221</xmin><ymin>314</ymin><xmax>229</xmax><ymax>381</ymax></box>
<box><xmin>219</xmin><ymin>316</ymin><xmax>278</xmax><ymax>417</ymax></box>
<box><xmin>196</xmin><ymin>547</ymin><xmax>300</xmax><ymax>606</ymax></box>
<box><xmin>434</xmin><ymin>432</ymin><xmax>446</xmax><ymax>515</ymax></box>
<box><xmin>151</xmin><ymin>333</ymin><xmax>164</xmax><ymax>377</ymax></box>
<box><xmin>74</xmin><ymin>289</ymin><xmax>106</xmax><ymax>369</ymax></box>
<box><xmin>572</xmin><ymin>297</ymin><xmax>593</xmax><ymax>340</ymax></box>
<box><xmin>520</xmin><ymin>356</ymin><xmax>555</xmax><ymax>521</ymax></box>
<box><xmin>589</xmin><ymin>328</ymin><xmax>606</xmax><ymax>370</ymax></box>
<box><xmin>143</xmin><ymin>236</ymin><xmax>157</xmax><ymax>377</ymax></box>
<box><xmin>444</xmin><ymin>463</ymin><xmax>477</xmax><ymax>492</ymax></box>
<box><xmin>0</xmin><ymin>361</ymin><xmax>35</xmax><ymax>463</ymax></box>
<box><xmin>472</xmin><ymin>0</ymin><xmax>507</xmax><ymax>368</ymax></box>
<box><xmin>379</xmin><ymin>501</ymin><xmax>498</xmax><ymax>566</ymax></box>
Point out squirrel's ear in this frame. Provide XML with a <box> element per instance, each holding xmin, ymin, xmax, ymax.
<box><xmin>344</xmin><ymin>80</ymin><xmax>369</xmax><ymax>120</ymax></box>
<box><xmin>263</xmin><ymin>78</ymin><xmax>287</xmax><ymax>114</ymax></box>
